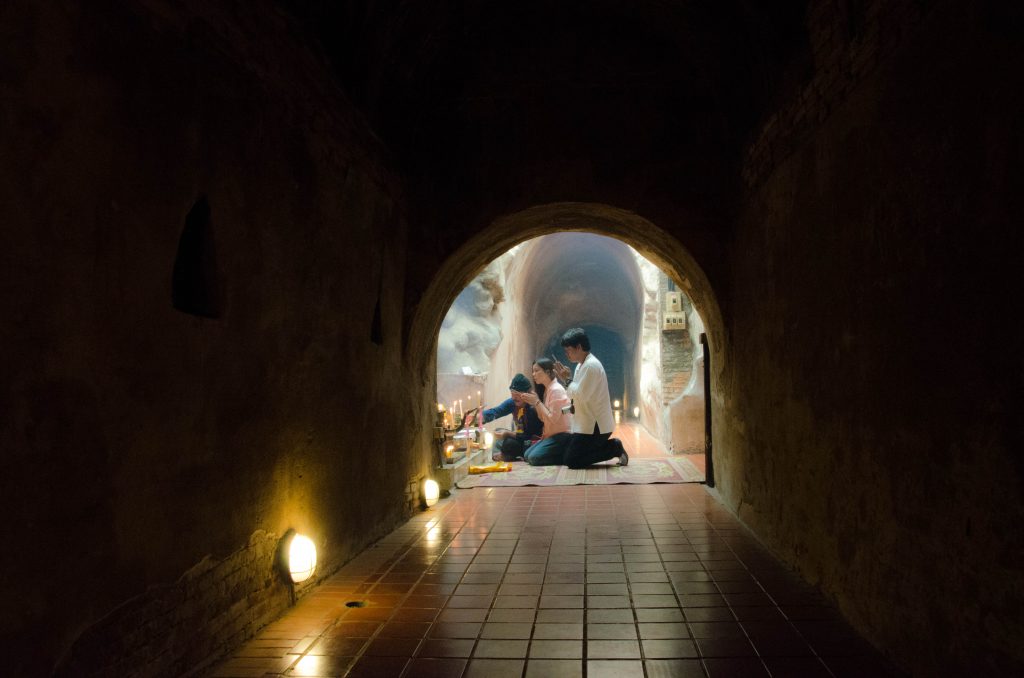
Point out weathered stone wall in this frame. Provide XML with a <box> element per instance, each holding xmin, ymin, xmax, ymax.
<box><xmin>0</xmin><ymin>1</ymin><xmax>426</xmax><ymax>675</ymax></box>
<box><xmin>718</xmin><ymin>0</ymin><xmax>1024</xmax><ymax>673</ymax></box>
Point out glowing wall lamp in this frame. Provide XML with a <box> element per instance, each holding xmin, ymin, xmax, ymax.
<box><xmin>424</xmin><ymin>479</ymin><xmax>440</xmax><ymax>507</ymax></box>
<box><xmin>633</xmin><ymin>406</ymin><xmax>640</xmax><ymax>419</ymax></box>
<box><xmin>287</xmin><ymin>533</ymin><xmax>317</xmax><ymax>583</ymax></box>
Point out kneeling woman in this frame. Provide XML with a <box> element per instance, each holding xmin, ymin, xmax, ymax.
<box><xmin>520</xmin><ymin>358</ymin><xmax>573</xmax><ymax>465</ymax></box>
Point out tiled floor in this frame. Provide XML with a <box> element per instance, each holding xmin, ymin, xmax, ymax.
<box><xmin>614</xmin><ymin>422</ymin><xmax>706</xmax><ymax>473</ymax></box>
<box><xmin>209</xmin><ymin>485</ymin><xmax>900</xmax><ymax>677</ymax></box>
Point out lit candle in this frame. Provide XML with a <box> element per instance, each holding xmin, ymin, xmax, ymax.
<box><xmin>445</xmin><ymin>444</ymin><xmax>454</xmax><ymax>460</ymax></box>
<box><xmin>477</xmin><ymin>390</ymin><xmax>481</xmax><ymax>410</ymax></box>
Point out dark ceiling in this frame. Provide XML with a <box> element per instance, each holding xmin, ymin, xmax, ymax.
<box><xmin>282</xmin><ymin>0</ymin><xmax>812</xmax><ymax>225</ymax></box>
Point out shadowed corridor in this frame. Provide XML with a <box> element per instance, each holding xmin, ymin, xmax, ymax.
<box><xmin>2</xmin><ymin>1</ymin><xmax>1021</xmax><ymax>676</ymax></box>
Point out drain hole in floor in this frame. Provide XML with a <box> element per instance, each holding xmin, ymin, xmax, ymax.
<box><xmin>345</xmin><ymin>601</ymin><xmax>366</xmax><ymax>608</ymax></box>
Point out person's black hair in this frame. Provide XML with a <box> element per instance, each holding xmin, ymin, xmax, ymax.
<box><xmin>560</xmin><ymin>327</ymin><xmax>590</xmax><ymax>351</ymax></box>
<box><xmin>533</xmin><ymin>357</ymin><xmax>557</xmax><ymax>403</ymax></box>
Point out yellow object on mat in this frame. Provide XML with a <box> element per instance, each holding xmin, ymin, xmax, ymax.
<box><xmin>468</xmin><ymin>461</ymin><xmax>513</xmax><ymax>474</ymax></box>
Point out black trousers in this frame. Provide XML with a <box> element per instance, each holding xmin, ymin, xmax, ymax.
<box><xmin>564</xmin><ymin>423</ymin><xmax>618</xmax><ymax>469</ymax></box>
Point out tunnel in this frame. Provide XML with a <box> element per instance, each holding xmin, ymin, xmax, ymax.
<box><xmin>514</xmin><ymin>233</ymin><xmax>643</xmax><ymax>410</ymax></box>
<box><xmin>2</xmin><ymin>1</ymin><xmax>1022</xmax><ymax>677</ymax></box>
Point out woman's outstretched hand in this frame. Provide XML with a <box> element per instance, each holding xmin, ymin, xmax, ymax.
<box><xmin>520</xmin><ymin>391</ymin><xmax>539</xmax><ymax>406</ymax></box>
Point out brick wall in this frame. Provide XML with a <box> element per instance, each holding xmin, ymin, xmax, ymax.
<box><xmin>659</xmin><ymin>274</ymin><xmax>696</xmax><ymax>401</ymax></box>
<box><xmin>743</xmin><ymin>0</ymin><xmax>932</xmax><ymax>190</ymax></box>
<box><xmin>57</xmin><ymin>532</ymin><xmax>291</xmax><ymax>677</ymax></box>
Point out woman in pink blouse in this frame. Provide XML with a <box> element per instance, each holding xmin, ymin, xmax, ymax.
<box><xmin>519</xmin><ymin>358</ymin><xmax>573</xmax><ymax>465</ymax></box>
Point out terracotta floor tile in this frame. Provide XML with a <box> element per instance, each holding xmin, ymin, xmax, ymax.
<box><xmin>415</xmin><ymin>584</ymin><xmax>458</xmax><ymax>596</ymax></box>
<box><xmin>587</xmin><ymin>639</ymin><xmax>642</xmax><ymax>659</ymax></box>
<box><xmin>461</xmin><ymin>572</ymin><xmax>504</xmax><ymax>584</ymax></box>
<box><xmin>643</xmin><ymin>639</ymin><xmax>700</xmax><ymax>659</ymax></box>
<box><xmin>487</xmin><ymin>608</ymin><xmax>535</xmax><ymax>623</ymax></box>
<box><xmin>627</xmin><ymin>571</ymin><xmax>669</xmax><ymax>583</ymax></box>
<box><xmin>404</xmin><ymin>595</ymin><xmax>450</xmax><ymax>609</ymax></box>
<box><xmin>584</xmin><ymin>609</ymin><xmax>630</xmax><ymax>624</ymax></box>
<box><xmin>446</xmin><ymin>595</ymin><xmax>494</xmax><ymax>609</ymax></box>
<box><xmin>643</xmin><ymin>658</ymin><xmax>707</xmax><ymax>678</ymax></box>
<box><xmin>631</xmin><ymin>583</ymin><xmax>676</xmax><ymax>595</ymax></box>
<box><xmin>364</xmin><ymin>636</ymin><xmax>421</xmax><ymax>657</ymax></box>
<box><xmin>696</xmin><ymin>637</ymin><xmax>758</xmax><ymax>658</ymax></box>
<box><xmin>394</xmin><ymin>607</ymin><xmax>442</xmax><ymax>623</ymax></box>
<box><xmin>480</xmin><ymin>622</ymin><xmax>533</xmax><ymax>639</ymax></box>
<box><xmin>417</xmin><ymin>638</ymin><xmax>476</xmax><ymax>658</ymax></box>
<box><xmin>533</xmin><ymin>623</ymin><xmax>584</xmax><ymax>639</ymax></box>
<box><xmin>344</xmin><ymin>606</ymin><xmax>394</xmax><ymax>622</ymax></box>
<box><xmin>545</xmin><ymin>572</ymin><xmax>586</xmax><ymax>584</ymax></box>
<box><xmin>308</xmin><ymin>636</ymin><xmax>367</xmax><ymax>655</ymax></box>
<box><xmin>529</xmin><ymin>639</ymin><xmax>584</xmax><ymax>659</ymax></box>
<box><xmin>637</xmin><ymin>622</ymin><xmax>690</xmax><ymax>639</ymax></box>
<box><xmin>473</xmin><ymin>639</ymin><xmax>530</xmax><ymax>658</ymax></box>
<box><xmin>586</xmin><ymin>595</ymin><xmax>630</xmax><ymax>608</ymax></box>
<box><xmin>682</xmin><ymin>607</ymin><xmax>735</xmax><ymax>623</ymax></box>
<box><xmin>586</xmin><ymin>623</ymin><xmax>638</xmax><ymax>640</ymax></box>
<box><xmin>537</xmin><ymin>608</ymin><xmax>584</xmax><ymax>623</ymax></box>
<box><xmin>454</xmin><ymin>584</ymin><xmax>499</xmax><ymax>596</ymax></box>
<box><xmin>210</xmin><ymin>660</ymin><xmax>294</xmax><ymax>677</ymax></box>
<box><xmin>587</xmin><ymin>583</ymin><xmax>629</xmax><ymax>595</ymax></box>
<box><xmin>345</xmin><ymin>655</ymin><xmax>409</xmax><ymax>677</ymax></box>
<box><xmin>463</xmin><ymin>658</ymin><xmax>525</xmax><ymax>678</ymax></box>
<box><xmin>586</xmin><ymin>659</ymin><xmax>645</xmax><ymax>678</ymax></box>
<box><xmin>500</xmin><ymin>583</ymin><xmax>543</xmax><ymax>596</ymax></box>
<box><xmin>285</xmin><ymin>654</ymin><xmax>353</xmax><ymax>676</ymax></box>
<box><xmin>429</xmin><ymin>622</ymin><xmax>483</xmax><ymax>639</ymax></box>
<box><xmin>438</xmin><ymin>608</ymin><xmax>489</xmax><ymax>623</ymax></box>
<box><xmin>539</xmin><ymin>595</ymin><xmax>584</xmax><ymax>608</ymax></box>
<box><xmin>632</xmin><ymin>594</ymin><xmax>681</xmax><ymax>608</ymax></box>
<box><xmin>524</xmin><ymin>658</ymin><xmax>583</xmax><ymax>678</ymax></box>
<box><xmin>635</xmin><ymin>608</ymin><xmax>685</xmax><ymax>623</ymax></box>
<box><xmin>378</xmin><ymin>621</ymin><xmax>431</xmax><ymax>638</ymax></box>
<box><xmin>688</xmin><ymin>622</ymin><xmax>745</xmax><ymax>639</ymax></box>
<box><xmin>403</xmin><ymin>657</ymin><xmax>469</xmax><ymax>678</ymax></box>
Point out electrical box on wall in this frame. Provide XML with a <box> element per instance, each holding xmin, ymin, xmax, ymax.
<box><xmin>662</xmin><ymin>312</ymin><xmax>686</xmax><ymax>331</ymax></box>
<box><xmin>665</xmin><ymin>291</ymin><xmax>682</xmax><ymax>313</ymax></box>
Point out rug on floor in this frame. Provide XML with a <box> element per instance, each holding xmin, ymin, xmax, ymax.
<box><xmin>455</xmin><ymin>456</ymin><xmax>704</xmax><ymax>488</ymax></box>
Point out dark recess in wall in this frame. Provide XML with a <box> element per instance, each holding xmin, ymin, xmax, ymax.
<box><xmin>172</xmin><ymin>196</ymin><xmax>220</xmax><ymax>318</ymax></box>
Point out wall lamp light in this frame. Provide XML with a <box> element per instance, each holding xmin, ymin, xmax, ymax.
<box><xmin>278</xmin><ymin>530</ymin><xmax>317</xmax><ymax>584</ymax></box>
<box><xmin>424</xmin><ymin>479</ymin><xmax>440</xmax><ymax>507</ymax></box>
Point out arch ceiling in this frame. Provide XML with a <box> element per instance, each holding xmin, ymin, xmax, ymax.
<box><xmin>285</xmin><ymin>0</ymin><xmax>811</xmax><ymax>213</ymax></box>
<box><xmin>518</xmin><ymin>233</ymin><xmax>642</xmax><ymax>360</ymax></box>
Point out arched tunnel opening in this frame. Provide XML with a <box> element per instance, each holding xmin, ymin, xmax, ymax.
<box><xmin>436</xmin><ymin>229</ymin><xmax>708</xmax><ymax>477</ymax></box>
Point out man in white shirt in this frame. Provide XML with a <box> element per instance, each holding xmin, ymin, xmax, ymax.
<box><xmin>553</xmin><ymin>327</ymin><xmax>629</xmax><ymax>468</ymax></box>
